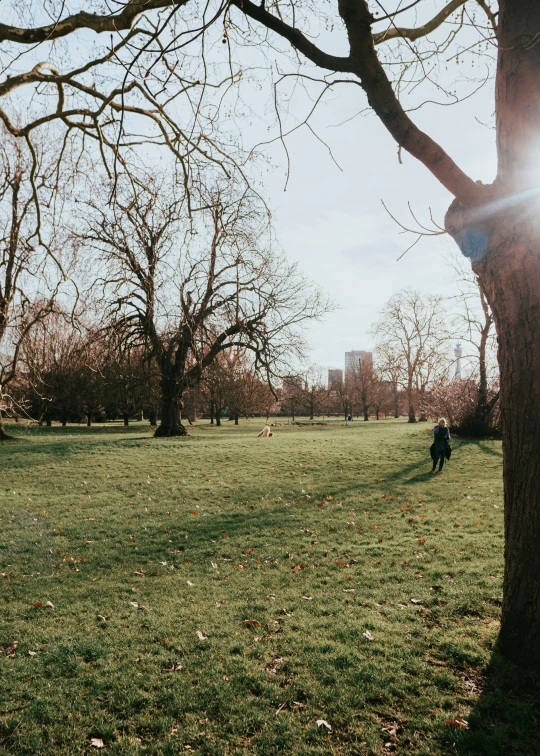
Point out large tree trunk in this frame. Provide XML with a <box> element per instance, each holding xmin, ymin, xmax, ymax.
<box><xmin>148</xmin><ymin>408</ymin><xmax>157</xmax><ymax>427</ymax></box>
<box><xmin>472</xmin><ymin>216</ymin><xmax>540</xmax><ymax>667</ymax></box>
<box><xmin>442</xmin><ymin>0</ymin><xmax>540</xmax><ymax>667</ymax></box>
<box><xmin>123</xmin><ymin>413</ymin><xmax>130</xmax><ymax>427</ymax></box>
<box><xmin>155</xmin><ymin>375</ymin><xmax>187</xmax><ymax>437</ymax></box>
<box><xmin>363</xmin><ymin>403</ymin><xmax>369</xmax><ymax>421</ymax></box>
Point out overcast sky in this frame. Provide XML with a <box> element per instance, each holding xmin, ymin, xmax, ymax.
<box><xmin>256</xmin><ymin>63</ymin><xmax>497</xmax><ymax>372</ymax></box>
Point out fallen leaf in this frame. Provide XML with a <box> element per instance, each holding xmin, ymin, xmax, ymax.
<box><xmin>445</xmin><ymin>718</ymin><xmax>469</xmax><ymax>730</ymax></box>
<box><xmin>187</xmin><ymin>580</ymin><xmax>194</xmax><ymax>587</ymax></box>
<box><xmin>134</xmin><ymin>570</ymin><xmax>145</xmax><ymax>577</ymax></box>
<box><xmin>191</xmin><ymin>510</ymin><xmax>199</xmax><ymax>515</ymax></box>
<box><xmin>302</xmin><ymin>596</ymin><xmax>313</xmax><ymax>600</ymax></box>
<box><xmin>33</xmin><ymin>601</ymin><xmax>43</xmax><ymax>608</ymax></box>
<box><xmin>363</xmin><ymin>631</ymin><xmax>374</xmax><ymax>641</ymax></box>
<box><xmin>244</xmin><ymin>619</ymin><xmax>261</xmax><ymax>627</ymax></box>
<box><xmin>196</xmin><ymin>630</ymin><xmax>207</xmax><ymax>640</ymax></box>
<box><xmin>28</xmin><ymin>650</ymin><xmax>37</xmax><ymax>657</ymax></box>
<box><xmin>90</xmin><ymin>738</ymin><xmax>105</xmax><ymax>749</ymax></box>
<box><xmin>316</xmin><ymin>719</ymin><xmax>332</xmax><ymax>731</ymax></box>
<box><xmin>410</xmin><ymin>598</ymin><xmax>422</xmax><ymax>605</ymax></box>
<box><xmin>130</xmin><ymin>601</ymin><xmax>139</xmax><ymax>608</ymax></box>
<box><xmin>44</xmin><ymin>601</ymin><xmax>55</xmax><ymax>609</ymax></box>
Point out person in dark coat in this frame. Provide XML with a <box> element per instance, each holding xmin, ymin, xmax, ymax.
<box><xmin>431</xmin><ymin>417</ymin><xmax>450</xmax><ymax>472</ymax></box>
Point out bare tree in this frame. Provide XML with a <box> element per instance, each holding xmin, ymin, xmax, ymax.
<box><xmin>0</xmin><ymin>134</ymin><xmax>61</xmax><ymax>439</ymax></box>
<box><xmin>375</xmin><ymin>344</ymin><xmax>403</xmax><ymax>419</ymax></box>
<box><xmin>372</xmin><ymin>290</ymin><xmax>447</xmax><ymax>424</ymax></box>
<box><xmin>450</xmin><ymin>257</ymin><xmax>499</xmax><ymax>432</ymax></box>
<box><xmin>81</xmin><ymin>172</ymin><xmax>330</xmax><ymax>436</ymax></box>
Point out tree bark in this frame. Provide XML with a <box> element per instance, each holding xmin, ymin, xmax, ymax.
<box><xmin>154</xmin><ymin>375</ymin><xmax>187</xmax><ymax>437</ymax></box>
<box><xmin>234</xmin><ymin>413</ymin><xmax>239</xmax><ymax>425</ymax></box>
<box><xmin>87</xmin><ymin>415</ymin><xmax>92</xmax><ymax>427</ymax></box>
<box><xmin>123</xmin><ymin>413</ymin><xmax>129</xmax><ymax>426</ymax></box>
<box><xmin>465</xmin><ymin>212</ymin><xmax>540</xmax><ymax>666</ymax></box>
<box><xmin>148</xmin><ymin>408</ymin><xmax>157</xmax><ymax>427</ymax></box>
<box><xmin>407</xmin><ymin>382</ymin><xmax>416</xmax><ymax>423</ymax></box>
<box><xmin>363</xmin><ymin>404</ymin><xmax>369</xmax><ymax>421</ymax></box>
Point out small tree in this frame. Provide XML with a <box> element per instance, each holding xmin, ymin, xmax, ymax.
<box><xmin>372</xmin><ymin>290</ymin><xmax>447</xmax><ymax>423</ymax></box>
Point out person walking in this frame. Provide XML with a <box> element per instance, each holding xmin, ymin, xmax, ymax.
<box><xmin>431</xmin><ymin>418</ymin><xmax>450</xmax><ymax>472</ymax></box>
<box><xmin>347</xmin><ymin>414</ymin><xmax>352</xmax><ymax>427</ymax></box>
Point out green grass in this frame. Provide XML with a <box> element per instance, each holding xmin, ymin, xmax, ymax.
<box><xmin>0</xmin><ymin>418</ymin><xmax>538</xmax><ymax>755</ymax></box>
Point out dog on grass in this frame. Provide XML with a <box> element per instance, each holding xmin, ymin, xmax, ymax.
<box><xmin>258</xmin><ymin>425</ymin><xmax>274</xmax><ymax>437</ymax></box>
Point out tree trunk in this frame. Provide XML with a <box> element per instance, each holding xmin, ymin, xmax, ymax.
<box><xmin>62</xmin><ymin>419</ymin><xmax>67</xmax><ymax>427</ymax></box>
<box><xmin>0</xmin><ymin>416</ymin><xmax>14</xmax><ymax>441</ymax></box>
<box><xmin>446</xmin><ymin>146</ymin><xmax>540</xmax><ymax>665</ymax></box>
<box><xmin>210</xmin><ymin>400</ymin><xmax>215</xmax><ymax>425</ymax></box>
<box><xmin>46</xmin><ymin>417</ymin><xmax>52</xmax><ymax>427</ymax></box>
<box><xmin>407</xmin><ymin>382</ymin><xmax>416</xmax><ymax>423</ymax></box>
<box><xmin>148</xmin><ymin>408</ymin><xmax>157</xmax><ymax>427</ymax></box>
<box><xmin>155</xmin><ymin>375</ymin><xmax>187</xmax><ymax>437</ymax></box>
<box><xmin>234</xmin><ymin>413</ymin><xmax>239</xmax><ymax>425</ymax></box>
<box><xmin>87</xmin><ymin>415</ymin><xmax>92</xmax><ymax>427</ymax></box>
<box><xmin>363</xmin><ymin>403</ymin><xmax>369</xmax><ymax>421</ymax></box>
<box><xmin>461</xmin><ymin>212</ymin><xmax>540</xmax><ymax>666</ymax></box>
<box><xmin>123</xmin><ymin>413</ymin><xmax>129</xmax><ymax>427</ymax></box>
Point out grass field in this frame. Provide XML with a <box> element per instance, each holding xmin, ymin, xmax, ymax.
<box><xmin>1</xmin><ymin>418</ymin><xmax>539</xmax><ymax>755</ymax></box>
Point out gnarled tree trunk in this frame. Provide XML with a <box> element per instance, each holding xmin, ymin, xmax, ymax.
<box><xmin>154</xmin><ymin>375</ymin><xmax>187</xmax><ymax>437</ymax></box>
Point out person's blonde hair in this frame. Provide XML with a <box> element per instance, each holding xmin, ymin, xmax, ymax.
<box><xmin>438</xmin><ymin>418</ymin><xmax>446</xmax><ymax>425</ymax></box>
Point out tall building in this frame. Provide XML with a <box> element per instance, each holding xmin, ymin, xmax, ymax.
<box><xmin>345</xmin><ymin>350</ymin><xmax>372</xmax><ymax>378</ymax></box>
<box><xmin>454</xmin><ymin>343</ymin><xmax>463</xmax><ymax>380</ymax></box>
<box><xmin>327</xmin><ymin>369</ymin><xmax>343</xmax><ymax>390</ymax></box>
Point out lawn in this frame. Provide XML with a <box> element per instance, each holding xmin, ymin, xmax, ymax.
<box><xmin>0</xmin><ymin>418</ymin><xmax>538</xmax><ymax>755</ymax></box>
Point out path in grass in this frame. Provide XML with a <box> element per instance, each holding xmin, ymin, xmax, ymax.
<box><xmin>0</xmin><ymin>418</ymin><xmax>532</xmax><ymax>755</ymax></box>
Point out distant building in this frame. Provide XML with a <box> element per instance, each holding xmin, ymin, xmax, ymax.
<box><xmin>345</xmin><ymin>350</ymin><xmax>372</xmax><ymax>378</ymax></box>
<box><xmin>454</xmin><ymin>343</ymin><xmax>463</xmax><ymax>380</ymax></box>
<box><xmin>327</xmin><ymin>369</ymin><xmax>343</xmax><ymax>390</ymax></box>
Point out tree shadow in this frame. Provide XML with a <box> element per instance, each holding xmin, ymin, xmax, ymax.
<box><xmin>435</xmin><ymin>650</ymin><xmax>540</xmax><ymax>755</ymax></box>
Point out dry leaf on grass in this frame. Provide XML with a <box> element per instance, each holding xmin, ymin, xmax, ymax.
<box><xmin>316</xmin><ymin>719</ymin><xmax>332</xmax><ymax>731</ymax></box>
<box><xmin>410</xmin><ymin>598</ymin><xmax>422</xmax><ymax>604</ymax></box>
<box><xmin>44</xmin><ymin>601</ymin><xmax>54</xmax><ymax>609</ymax></box>
<box><xmin>445</xmin><ymin>718</ymin><xmax>469</xmax><ymax>729</ymax></box>
<box><xmin>1</xmin><ymin>642</ymin><xmax>18</xmax><ymax>657</ymax></box>
<box><xmin>244</xmin><ymin>619</ymin><xmax>261</xmax><ymax>627</ymax></box>
<box><xmin>363</xmin><ymin>631</ymin><xmax>374</xmax><ymax>641</ymax></box>
<box><xmin>196</xmin><ymin>630</ymin><xmax>207</xmax><ymax>640</ymax></box>
<box><xmin>90</xmin><ymin>738</ymin><xmax>105</xmax><ymax>748</ymax></box>
<box><xmin>28</xmin><ymin>650</ymin><xmax>37</xmax><ymax>657</ymax></box>
<box><xmin>187</xmin><ymin>581</ymin><xmax>194</xmax><ymax>587</ymax></box>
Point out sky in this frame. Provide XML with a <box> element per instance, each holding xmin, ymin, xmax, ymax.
<box><xmin>259</xmin><ymin>80</ymin><xmax>497</xmax><ymax>372</ymax></box>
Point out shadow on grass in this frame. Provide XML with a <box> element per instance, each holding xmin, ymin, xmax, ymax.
<box><xmin>435</xmin><ymin>651</ymin><xmax>540</xmax><ymax>756</ymax></box>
